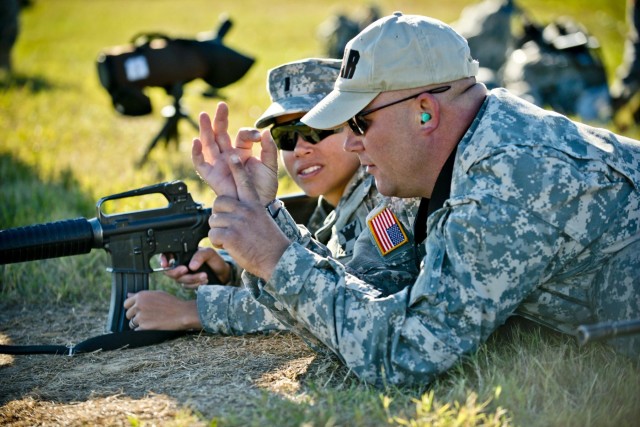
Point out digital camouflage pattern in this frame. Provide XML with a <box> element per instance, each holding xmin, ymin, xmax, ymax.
<box><xmin>197</xmin><ymin>56</ymin><xmax>356</xmax><ymax>333</ymax></box>
<box><xmin>204</xmin><ymin>57</ymin><xmax>346</xmax><ymax>292</ymax></box>
<box><xmin>196</xmin><ymin>170</ymin><xmax>421</xmax><ymax>335</ymax></box>
<box><xmin>243</xmin><ymin>88</ymin><xmax>640</xmax><ymax>386</ymax></box>
<box><xmin>254</xmin><ymin>58</ymin><xmax>342</xmax><ymax>129</ymax></box>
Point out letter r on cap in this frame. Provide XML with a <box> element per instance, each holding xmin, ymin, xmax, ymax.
<box><xmin>340</xmin><ymin>50</ymin><xmax>360</xmax><ymax>79</ymax></box>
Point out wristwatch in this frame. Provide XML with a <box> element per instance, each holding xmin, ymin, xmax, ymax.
<box><xmin>265</xmin><ymin>199</ymin><xmax>283</xmax><ymax>219</ymax></box>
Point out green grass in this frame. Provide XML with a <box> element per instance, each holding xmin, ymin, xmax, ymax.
<box><xmin>1</xmin><ymin>0</ymin><xmax>639</xmax><ymax>426</ymax></box>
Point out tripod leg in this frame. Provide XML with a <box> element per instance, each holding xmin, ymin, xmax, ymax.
<box><xmin>164</xmin><ymin>115</ymin><xmax>179</xmax><ymax>149</ymax></box>
<box><xmin>137</xmin><ymin>84</ymin><xmax>199</xmax><ymax>166</ymax></box>
<box><xmin>183</xmin><ymin>112</ymin><xmax>199</xmax><ymax>131</ymax></box>
<box><xmin>138</xmin><ymin>114</ymin><xmax>180</xmax><ymax>166</ymax></box>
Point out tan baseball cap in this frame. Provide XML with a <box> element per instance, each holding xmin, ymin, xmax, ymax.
<box><xmin>255</xmin><ymin>58</ymin><xmax>341</xmax><ymax>129</ymax></box>
<box><xmin>302</xmin><ymin>12</ymin><xmax>480</xmax><ymax>130</ymax></box>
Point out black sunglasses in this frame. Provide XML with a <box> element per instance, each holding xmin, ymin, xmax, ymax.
<box><xmin>270</xmin><ymin>119</ymin><xmax>342</xmax><ymax>151</ymax></box>
<box><xmin>347</xmin><ymin>85</ymin><xmax>451</xmax><ymax>136</ymax></box>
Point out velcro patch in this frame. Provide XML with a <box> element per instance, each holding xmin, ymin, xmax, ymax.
<box><xmin>367</xmin><ymin>207</ymin><xmax>408</xmax><ymax>255</ymax></box>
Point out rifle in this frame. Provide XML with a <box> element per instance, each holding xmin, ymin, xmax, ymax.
<box><xmin>576</xmin><ymin>319</ymin><xmax>640</xmax><ymax>346</ymax></box>
<box><xmin>0</xmin><ymin>180</ymin><xmax>319</xmax><ymax>355</ymax></box>
<box><xmin>0</xmin><ymin>180</ymin><xmax>218</xmax><ymax>333</ymax></box>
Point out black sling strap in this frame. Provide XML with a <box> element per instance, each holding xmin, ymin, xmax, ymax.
<box><xmin>0</xmin><ymin>330</ymin><xmax>189</xmax><ymax>355</ymax></box>
<box><xmin>413</xmin><ymin>147</ymin><xmax>458</xmax><ymax>245</ymax></box>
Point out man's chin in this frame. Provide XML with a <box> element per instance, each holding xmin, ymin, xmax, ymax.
<box><xmin>373</xmin><ymin>177</ymin><xmax>398</xmax><ymax>197</ymax></box>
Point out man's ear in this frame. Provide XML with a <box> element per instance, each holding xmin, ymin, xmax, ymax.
<box><xmin>417</xmin><ymin>94</ymin><xmax>439</xmax><ymax>131</ymax></box>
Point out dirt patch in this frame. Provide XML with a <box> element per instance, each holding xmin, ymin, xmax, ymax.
<box><xmin>0</xmin><ymin>302</ymin><xmax>349</xmax><ymax>425</ymax></box>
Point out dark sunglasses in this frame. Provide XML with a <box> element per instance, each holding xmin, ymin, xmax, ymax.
<box><xmin>270</xmin><ymin>119</ymin><xmax>342</xmax><ymax>151</ymax></box>
<box><xmin>347</xmin><ymin>85</ymin><xmax>451</xmax><ymax>136</ymax></box>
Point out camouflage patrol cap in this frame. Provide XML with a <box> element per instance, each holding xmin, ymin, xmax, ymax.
<box><xmin>255</xmin><ymin>58</ymin><xmax>342</xmax><ymax>128</ymax></box>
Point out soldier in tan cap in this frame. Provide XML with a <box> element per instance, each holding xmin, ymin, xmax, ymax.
<box><xmin>124</xmin><ymin>58</ymin><xmax>419</xmax><ymax>334</ymax></box>
<box><xmin>195</xmin><ymin>13</ymin><xmax>640</xmax><ymax>386</ymax></box>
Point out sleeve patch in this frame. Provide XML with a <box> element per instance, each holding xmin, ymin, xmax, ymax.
<box><xmin>367</xmin><ymin>207</ymin><xmax>409</xmax><ymax>255</ymax></box>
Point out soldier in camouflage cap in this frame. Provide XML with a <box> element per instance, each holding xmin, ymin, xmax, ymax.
<box><xmin>255</xmin><ymin>58</ymin><xmax>343</xmax><ymax>128</ymax></box>
<box><xmin>194</xmin><ymin>12</ymin><xmax>640</xmax><ymax>386</ymax></box>
<box><xmin>124</xmin><ymin>58</ymin><xmax>420</xmax><ymax>335</ymax></box>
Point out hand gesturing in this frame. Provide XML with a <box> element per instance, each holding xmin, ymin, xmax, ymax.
<box><xmin>192</xmin><ymin>102</ymin><xmax>279</xmax><ymax>204</ymax></box>
<box><xmin>192</xmin><ymin>103</ymin><xmax>238</xmax><ymax>199</ymax></box>
<box><xmin>208</xmin><ymin>153</ymin><xmax>290</xmax><ymax>280</ymax></box>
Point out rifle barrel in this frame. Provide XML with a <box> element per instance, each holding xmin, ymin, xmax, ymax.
<box><xmin>576</xmin><ymin>319</ymin><xmax>640</xmax><ymax>346</ymax></box>
<box><xmin>0</xmin><ymin>218</ymin><xmax>97</xmax><ymax>264</ymax></box>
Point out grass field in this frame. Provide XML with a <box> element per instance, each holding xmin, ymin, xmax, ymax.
<box><xmin>1</xmin><ymin>0</ymin><xmax>639</xmax><ymax>426</ymax></box>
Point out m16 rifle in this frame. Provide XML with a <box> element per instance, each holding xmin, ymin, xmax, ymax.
<box><xmin>0</xmin><ymin>180</ymin><xmax>218</xmax><ymax>333</ymax></box>
<box><xmin>0</xmin><ymin>180</ymin><xmax>319</xmax><ymax>355</ymax></box>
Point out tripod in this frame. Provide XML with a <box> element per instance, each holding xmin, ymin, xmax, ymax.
<box><xmin>138</xmin><ymin>83</ymin><xmax>199</xmax><ymax>166</ymax></box>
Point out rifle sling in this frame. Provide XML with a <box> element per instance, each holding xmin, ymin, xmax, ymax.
<box><xmin>0</xmin><ymin>330</ymin><xmax>189</xmax><ymax>355</ymax></box>
<box><xmin>413</xmin><ymin>145</ymin><xmax>457</xmax><ymax>245</ymax></box>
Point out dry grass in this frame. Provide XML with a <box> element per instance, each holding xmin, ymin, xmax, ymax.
<box><xmin>1</xmin><ymin>1</ymin><xmax>638</xmax><ymax>426</ymax></box>
<box><xmin>0</xmin><ymin>302</ymin><xmax>351</xmax><ymax>426</ymax></box>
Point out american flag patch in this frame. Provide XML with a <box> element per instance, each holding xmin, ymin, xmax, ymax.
<box><xmin>367</xmin><ymin>208</ymin><xmax>408</xmax><ymax>255</ymax></box>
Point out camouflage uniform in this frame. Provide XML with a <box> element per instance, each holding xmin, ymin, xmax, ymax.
<box><xmin>196</xmin><ymin>170</ymin><xmax>420</xmax><ymax>334</ymax></box>
<box><xmin>242</xmin><ymin>88</ymin><xmax>640</xmax><ymax>386</ymax></box>
<box><xmin>195</xmin><ymin>57</ymin><xmax>420</xmax><ymax>334</ymax></box>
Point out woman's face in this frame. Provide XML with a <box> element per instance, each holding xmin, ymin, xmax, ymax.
<box><xmin>274</xmin><ymin>114</ymin><xmax>361</xmax><ymax>206</ymax></box>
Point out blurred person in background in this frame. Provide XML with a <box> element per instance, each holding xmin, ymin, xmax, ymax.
<box><xmin>0</xmin><ymin>0</ymin><xmax>20</xmax><ymax>76</ymax></box>
<box><xmin>611</xmin><ymin>0</ymin><xmax>640</xmax><ymax>125</ymax></box>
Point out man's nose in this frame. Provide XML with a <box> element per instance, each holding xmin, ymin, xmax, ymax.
<box><xmin>344</xmin><ymin>129</ymin><xmax>364</xmax><ymax>153</ymax></box>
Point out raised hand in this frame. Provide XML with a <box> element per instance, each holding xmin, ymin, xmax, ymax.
<box><xmin>208</xmin><ymin>154</ymin><xmax>290</xmax><ymax>280</ymax></box>
<box><xmin>234</xmin><ymin>127</ymin><xmax>279</xmax><ymax>205</ymax></box>
<box><xmin>192</xmin><ymin>102</ymin><xmax>279</xmax><ymax>204</ymax></box>
<box><xmin>192</xmin><ymin>102</ymin><xmax>238</xmax><ymax>198</ymax></box>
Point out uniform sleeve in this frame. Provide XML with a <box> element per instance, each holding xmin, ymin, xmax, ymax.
<box><xmin>197</xmin><ymin>194</ymin><xmax>413</xmax><ymax>338</ymax></box>
<box><xmin>346</xmin><ymin>221</ymin><xmax>420</xmax><ymax>295</ymax></box>
<box><xmin>192</xmin><ymin>204</ymin><xmax>331</xmax><ymax>336</ymax></box>
<box><xmin>276</xmin><ymin>195</ymin><xmax>420</xmax><ymax>294</ymax></box>
<box><xmin>245</xmin><ymin>199</ymin><xmax>563</xmax><ymax>385</ymax></box>
<box><xmin>196</xmin><ymin>285</ymin><xmax>287</xmax><ymax>335</ymax></box>
<box><xmin>242</xmin><ymin>149</ymin><xmax>591</xmax><ymax>385</ymax></box>
<box><xmin>216</xmin><ymin>250</ymin><xmax>243</xmax><ymax>286</ymax></box>
<box><xmin>273</xmin><ymin>204</ymin><xmax>333</xmax><ymax>257</ymax></box>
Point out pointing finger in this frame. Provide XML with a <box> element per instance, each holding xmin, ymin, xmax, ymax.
<box><xmin>260</xmin><ymin>129</ymin><xmax>279</xmax><ymax>174</ymax></box>
<box><xmin>212</xmin><ymin>102</ymin><xmax>233</xmax><ymax>152</ymax></box>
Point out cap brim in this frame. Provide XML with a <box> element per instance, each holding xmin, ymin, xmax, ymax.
<box><xmin>301</xmin><ymin>89</ymin><xmax>378</xmax><ymax>130</ymax></box>
<box><xmin>255</xmin><ymin>94</ymin><xmax>328</xmax><ymax>128</ymax></box>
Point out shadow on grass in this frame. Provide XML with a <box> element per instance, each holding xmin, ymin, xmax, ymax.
<box><xmin>0</xmin><ymin>72</ymin><xmax>53</xmax><ymax>93</ymax></box>
<box><xmin>0</xmin><ymin>153</ymin><xmax>347</xmax><ymax>425</ymax></box>
<box><xmin>0</xmin><ymin>152</ymin><xmax>95</xmax><ymax>228</ymax></box>
<box><xmin>0</xmin><ymin>152</ymin><xmax>108</xmax><ymax>304</ymax></box>
<box><xmin>0</xmin><ymin>302</ymin><xmax>353</xmax><ymax>426</ymax></box>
